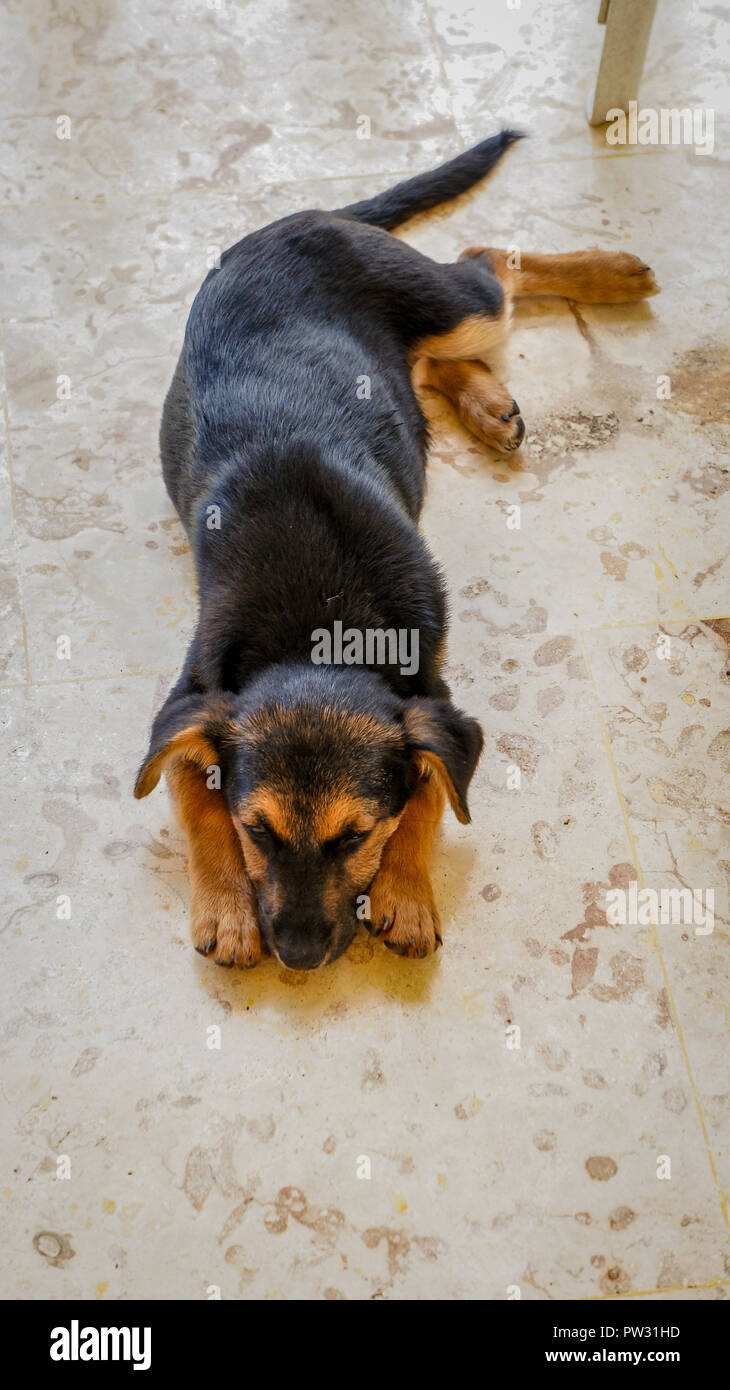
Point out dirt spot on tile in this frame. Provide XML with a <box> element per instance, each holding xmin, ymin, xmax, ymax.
<box><xmin>537</xmin><ymin>684</ymin><xmax>565</xmax><ymax>717</ymax></box>
<box><xmin>657</xmin><ymin>1253</ymin><xmax>687</xmax><ymax>1288</ymax></box>
<box><xmin>582</xmin><ymin>1069</ymin><xmax>607</xmax><ymax>1090</ymax></box>
<box><xmin>590</xmin><ymin>952</ymin><xmax>645</xmax><ymax>1004</ymax></box>
<box><xmin>662</xmin><ymin>1086</ymin><xmax>687</xmax><ymax>1114</ymax></box>
<box><xmin>609</xmin><ymin>862</ymin><xmax>636</xmax><ymax>889</ymax></box>
<box><xmin>533</xmin><ymin>636</ymin><xmax>574</xmax><ymax>667</ymax></box>
<box><xmin>601</xmin><ymin>551</ymin><xmax>628</xmax><ymax>581</ymax></box>
<box><xmin>531</xmin><ymin>821</ymin><xmax>558</xmax><ymax>860</ymax></box>
<box><xmin>361</xmin><ymin>1049</ymin><xmax>386</xmax><ymax>1092</ymax></box>
<box><xmin>492</xmin><ymin>991</ymin><xmax>512</xmax><ymax>1021</ymax></box>
<box><xmin>655</xmin><ymin>988</ymin><xmax>672</xmax><ymax>1030</ymax></box>
<box><xmin>600</xmin><ymin>1264</ymin><xmax>632</xmax><ymax>1295</ymax></box>
<box><xmin>683</xmin><ymin>458</ymin><xmax>730</xmax><ymax>499</ymax></box>
<box><xmin>563</xmin><ymin>876</ymin><xmax>612</xmax><ymax>948</ymax></box>
<box><xmin>570</xmin><ymin>946</ymin><xmax>599</xmax><ymax>996</ymax></box>
<box><xmin>33</xmin><ymin>1231</ymin><xmax>75</xmax><ymax>1266</ymax></box>
<box><xmin>668</xmin><ymin>343</ymin><xmax>730</xmax><ymax>425</ymax></box>
<box><xmin>361</xmin><ymin>1226</ymin><xmax>411</xmax><ymax>1278</ymax></box>
<box><xmin>246</xmin><ymin>1114</ymin><xmax>276</xmax><ymax>1142</ymax></box>
<box><xmin>609</xmin><ymin>1206</ymin><xmax>636</xmax><ymax>1231</ymax></box>
<box><xmin>489</xmin><ymin>685</ymin><xmax>520</xmax><ymax>711</ymax></box>
<box><xmin>533</xmin><ymin>1130</ymin><xmax>557</xmax><ymax>1152</ymax></box>
<box><xmin>71</xmin><ymin>1046</ymin><xmax>102</xmax><ymax>1077</ymax></box>
<box><xmin>707</xmin><ymin>728</ymin><xmax>730</xmax><ymax>764</ymax></box>
<box><xmin>585</xmin><ymin>1155</ymin><xmax>618</xmax><ymax>1181</ymax></box>
<box><xmin>704</xmin><ymin>617</ymin><xmax>730</xmax><ymax>646</ymax></box>
<box><xmin>537</xmin><ymin>1043</ymin><xmax>569</xmax><ymax>1072</ymax></box>
<box><xmin>183</xmin><ymin>1147</ymin><xmax>215</xmax><ymax>1211</ymax></box>
<box><xmin>454</xmin><ymin>1096</ymin><xmax>483</xmax><ymax>1119</ymax></box>
<box><xmin>496</xmin><ymin>732</ymin><xmax>542</xmax><ymax>775</ymax></box>
<box><xmin>481</xmin><ymin>883</ymin><xmax>501</xmax><ymax>903</ymax></box>
<box><xmin>527</xmin><ymin>411</ymin><xmax>620</xmax><ymax>485</ymax></box>
<box><xmin>264</xmin><ymin>1186</ymin><xmax>345</xmax><ymax>1249</ymax></box>
<box><xmin>622</xmin><ymin>644</ymin><xmax>649</xmax><ymax>672</ymax></box>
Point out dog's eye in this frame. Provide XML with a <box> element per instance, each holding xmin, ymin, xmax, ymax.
<box><xmin>335</xmin><ymin>829</ymin><xmax>369</xmax><ymax>852</ymax></box>
<box><xmin>244</xmin><ymin>823</ymin><xmax>270</xmax><ymax>843</ymax></box>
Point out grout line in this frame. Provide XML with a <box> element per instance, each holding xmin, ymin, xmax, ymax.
<box><xmin>578</xmin><ymin>631</ymin><xmax>730</xmax><ymax>1239</ymax></box>
<box><xmin>584</xmin><ymin>1277</ymin><xmax>730</xmax><ymax>1302</ymax></box>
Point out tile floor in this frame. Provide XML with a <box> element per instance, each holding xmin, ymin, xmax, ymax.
<box><xmin>1</xmin><ymin>0</ymin><xmax>728</xmax><ymax>1300</ymax></box>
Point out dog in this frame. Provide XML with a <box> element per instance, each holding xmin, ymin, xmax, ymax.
<box><xmin>134</xmin><ymin>130</ymin><xmax>659</xmax><ymax>971</ymax></box>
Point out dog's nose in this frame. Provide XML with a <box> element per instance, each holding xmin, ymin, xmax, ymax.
<box><xmin>276</xmin><ymin>939</ymin><xmax>328</xmax><ymax>971</ymax></box>
<box><xmin>274</xmin><ymin>918</ymin><xmax>330</xmax><ymax>971</ymax></box>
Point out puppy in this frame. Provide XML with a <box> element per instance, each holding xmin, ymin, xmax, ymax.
<box><xmin>135</xmin><ymin>130</ymin><xmax>658</xmax><ymax>970</ymax></box>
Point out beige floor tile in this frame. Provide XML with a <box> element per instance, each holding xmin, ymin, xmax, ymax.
<box><xmin>583</xmin><ymin>621</ymin><xmax>730</xmax><ymax>1211</ymax></box>
<box><xmin>427</xmin><ymin>0</ymin><xmax>727</xmax><ymax>159</ymax></box>
<box><xmin>1</xmin><ymin>0</ymin><xmax>727</xmax><ymax>1303</ymax></box>
<box><xmin>2</xmin><ymin>662</ymin><xmax>728</xmax><ymax>1299</ymax></box>
<box><xmin>0</xmin><ymin>0</ymin><xmax>459</xmax><ymax>203</ymax></box>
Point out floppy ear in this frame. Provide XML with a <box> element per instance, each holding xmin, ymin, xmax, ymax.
<box><xmin>133</xmin><ymin>692</ymin><xmax>233</xmax><ymax>799</ymax></box>
<box><xmin>403</xmin><ymin>698</ymin><xmax>484</xmax><ymax>824</ymax></box>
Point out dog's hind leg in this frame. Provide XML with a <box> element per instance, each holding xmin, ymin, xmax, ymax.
<box><xmin>405</xmin><ymin>252</ymin><xmax>526</xmax><ymax>451</ymax></box>
<box><xmin>412</xmin><ymin>355</ymin><xmax>525</xmax><ymax>455</ymax></box>
<box><xmin>459</xmin><ymin>247</ymin><xmax>659</xmax><ymax>304</ymax></box>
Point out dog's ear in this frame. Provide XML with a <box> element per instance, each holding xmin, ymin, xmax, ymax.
<box><xmin>402</xmin><ymin>698</ymin><xmax>484</xmax><ymax>824</ymax></box>
<box><xmin>134</xmin><ymin>691</ymin><xmax>234</xmax><ymax>799</ymax></box>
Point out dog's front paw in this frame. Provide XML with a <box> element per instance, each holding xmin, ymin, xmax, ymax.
<box><xmin>366</xmin><ymin>868</ymin><xmax>442</xmax><ymax>959</ymax></box>
<box><xmin>191</xmin><ymin>886</ymin><xmax>262</xmax><ymax>969</ymax></box>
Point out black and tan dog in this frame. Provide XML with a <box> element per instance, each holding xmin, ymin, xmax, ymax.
<box><xmin>135</xmin><ymin>131</ymin><xmax>658</xmax><ymax>970</ymax></box>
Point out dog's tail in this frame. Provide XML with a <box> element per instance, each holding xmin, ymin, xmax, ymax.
<box><xmin>339</xmin><ymin>129</ymin><xmax>524</xmax><ymax>231</ymax></box>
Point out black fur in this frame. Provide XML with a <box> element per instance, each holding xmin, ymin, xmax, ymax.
<box><xmin>137</xmin><ymin>134</ymin><xmax>521</xmax><ymax>966</ymax></box>
<box><xmin>156</xmin><ymin>130</ymin><xmax>521</xmax><ymax>704</ymax></box>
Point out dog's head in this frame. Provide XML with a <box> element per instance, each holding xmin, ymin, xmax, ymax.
<box><xmin>135</xmin><ymin>665</ymin><xmax>482</xmax><ymax>969</ymax></box>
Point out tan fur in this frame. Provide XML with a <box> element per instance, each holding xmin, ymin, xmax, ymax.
<box><xmin>403</xmin><ymin>705</ymin><xmax>472</xmax><ymax>824</ymax></box>
<box><xmin>368</xmin><ymin>773</ymin><xmax>446</xmax><ymax>957</ymax></box>
<box><xmin>460</xmin><ymin>246</ymin><xmax>660</xmax><ymax>304</ymax></box>
<box><xmin>134</xmin><ymin>725</ymin><xmax>219</xmax><ymax>799</ymax></box>
<box><xmin>414</xmin><ymin>306</ymin><xmax>510</xmax><ymax>363</ymax></box>
<box><xmin>238</xmin><ymin>787</ymin><xmax>295</xmax><ymax>843</ymax></box>
<box><xmin>167</xmin><ymin>761</ymin><xmax>261</xmax><ymax>968</ymax></box>
<box><xmin>237</xmin><ymin>787</ymin><xmax>380</xmax><ymax>845</ymax></box>
<box><xmin>414</xmin><ymin>356</ymin><xmax>523</xmax><ymax>454</ymax></box>
<box><xmin>316</xmin><ymin>795</ymin><xmax>379</xmax><ymax>843</ymax></box>
<box><xmin>413</xmin><ymin>247</ymin><xmax>659</xmax><ymax>454</ymax></box>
